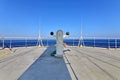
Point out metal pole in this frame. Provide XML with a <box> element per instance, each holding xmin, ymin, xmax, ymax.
<box><xmin>2</xmin><ymin>38</ymin><xmax>4</xmax><ymax>49</ymax></box>
<box><xmin>25</xmin><ymin>38</ymin><xmax>27</xmax><ymax>47</ymax></box>
<box><xmin>108</xmin><ymin>38</ymin><xmax>110</xmax><ymax>49</ymax></box>
<box><xmin>10</xmin><ymin>39</ymin><xmax>12</xmax><ymax>49</ymax></box>
<box><xmin>47</xmin><ymin>38</ymin><xmax>48</xmax><ymax>47</ymax></box>
<box><xmin>115</xmin><ymin>38</ymin><xmax>117</xmax><ymax>49</ymax></box>
<box><xmin>94</xmin><ymin>37</ymin><xmax>95</xmax><ymax>48</ymax></box>
<box><xmin>73</xmin><ymin>37</ymin><xmax>74</xmax><ymax>47</ymax></box>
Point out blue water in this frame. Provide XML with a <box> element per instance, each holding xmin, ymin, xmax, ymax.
<box><xmin>0</xmin><ymin>39</ymin><xmax>120</xmax><ymax>48</ymax></box>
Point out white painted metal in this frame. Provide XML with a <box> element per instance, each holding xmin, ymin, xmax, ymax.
<box><xmin>2</xmin><ymin>38</ymin><xmax>4</xmax><ymax>49</ymax></box>
<box><xmin>78</xmin><ymin>27</ymin><xmax>84</xmax><ymax>47</ymax></box>
<box><xmin>55</xmin><ymin>30</ymin><xmax>64</xmax><ymax>57</ymax></box>
<box><xmin>37</xmin><ymin>30</ymin><xmax>43</xmax><ymax>47</ymax></box>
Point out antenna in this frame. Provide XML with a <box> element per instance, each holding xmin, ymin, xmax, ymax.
<box><xmin>78</xmin><ymin>18</ymin><xmax>84</xmax><ymax>47</ymax></box>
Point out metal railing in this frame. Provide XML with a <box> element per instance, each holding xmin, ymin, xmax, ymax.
<box><xmin>0</xmin><ymin>36</ymin><xmax>120</xmax><ymax>49</ymax></box>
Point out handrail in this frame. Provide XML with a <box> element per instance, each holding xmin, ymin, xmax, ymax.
<box><xmin>0</xmin><ymin>37</ymin><xmax>120</xmax><ymax>49</ymax></box>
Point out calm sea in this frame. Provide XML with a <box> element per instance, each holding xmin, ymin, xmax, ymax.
<box><xmin>0</xmin><ymin>39</ymin><xmax>120</xmax><ymax>48</ymax></box>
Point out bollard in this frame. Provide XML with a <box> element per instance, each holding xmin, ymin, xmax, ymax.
<box><xmin>50</xmin><ymin>30</ymin><xmax>69</xmax><ymax>57</ymax></box>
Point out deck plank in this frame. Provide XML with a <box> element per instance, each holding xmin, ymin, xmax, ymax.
<box><xmin>64</xmin><ymin>47</ymin><xmax>120</xmax><ymax>80</ymax></box>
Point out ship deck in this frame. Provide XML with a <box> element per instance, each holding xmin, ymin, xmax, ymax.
<box><xmin>64</xmin><ymin>47</ymin><xmax>120</xmax><ymax>80</ymax></box>
<box><xmin>0</xmin><ymin>46</ymin><xmax>120</xmax><ymax>80</ymax></box>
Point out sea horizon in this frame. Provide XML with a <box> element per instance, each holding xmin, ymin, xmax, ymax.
<box><xmin>0</xmin><ymin>39</ymin><xmax>120</xmax><ymax>48</ymax></box>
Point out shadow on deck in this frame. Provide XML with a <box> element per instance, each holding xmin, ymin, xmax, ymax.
<box><xmin>18</xmin><ymin>46</ymin><xmax>71</xmax><ymax>80</ymax></box>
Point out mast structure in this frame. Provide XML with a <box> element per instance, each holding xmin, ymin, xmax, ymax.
<box><xmin>78</xmin><ymin>20</ymin><xmax>84</xmax><ymax>47</ymax></box>
<box><xmin>37</xmin><ymin>29</ymin><xmax>43</xmax><ymax>47</ymax></box>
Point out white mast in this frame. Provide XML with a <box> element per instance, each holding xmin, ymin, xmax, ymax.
<box><xmin>78</xmin><ymin>19</ymin><xmax>84</xmax><ymax>47</ymax></box>
<box><xmin>37</xmin><ymin>30</ymin><xmax>43</xmax><ymax>47</ymax></box>
<box><xmin>37</xmin><ymin>22</ymin><xmax>43</xmax><ymax>47</ymax></box>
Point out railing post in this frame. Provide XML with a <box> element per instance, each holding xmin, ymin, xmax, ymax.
<box><xmin>94</xmin><ymin>37</ymin><xmax>95</xmax><ymax>48</ymax></box>
<box><xmin>25</xmin><ymin>38</ymin><xmax>27</xmax><ymax>47</ymax></box>
<box><xmin>108</xmin><ymin>38</ymin><xmax>110</xmax><ymax>49</ymax></box>
<box><xmin>73</xmin><ymin>37</ymin><xmax>74</xmax><ymax>47</ymax></box>
<box><xmin>10</xmin><ymin>39</ymin><xmax>12</xmax><ymax>49</ymax></box>
<box><xmin>47</xmin><ymin>38</ymin><xmax>48</xmax><ymax>47</ymax></box>
<box><xmin>2</xmin><ymin>38</ymin><xmax>4</xmax><ymax>49</ymax></box>
<box><xmin>115</xmin><ymin>38</ymin><xmax>117</xmax><ymax>49</ymax></box>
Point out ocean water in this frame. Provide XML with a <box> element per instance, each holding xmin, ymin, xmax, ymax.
<box><xmin>0</xmin><ymin>39</ymin><xmax>120</xmax><ymax>48</ymax></box>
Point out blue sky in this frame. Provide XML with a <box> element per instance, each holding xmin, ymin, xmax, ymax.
<box><xmin>0</xmin><ymin>0</ymin><xmax>120</xmax><ymax>37</ymax></box>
